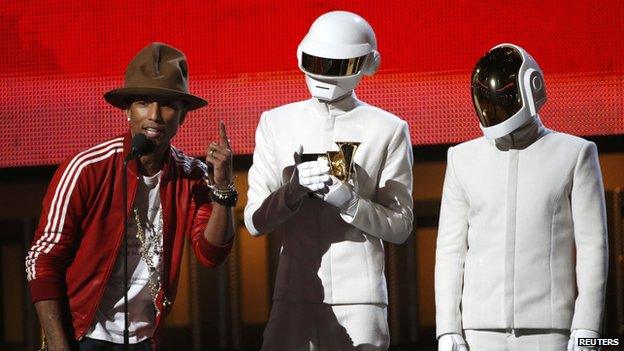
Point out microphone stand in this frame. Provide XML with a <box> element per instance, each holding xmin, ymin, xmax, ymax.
<box><xmin>121</xmin><ymin>135</ymin><xmax>152</xmax><ymax>351</ymax></box>
<box><xmin>122</xmin><ymin>158</ymin><xmax>130</xmax><ymax>351</ymax></box>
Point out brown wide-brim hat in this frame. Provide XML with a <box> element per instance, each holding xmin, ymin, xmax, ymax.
<box><xmin>104</xmin><ymin>42</ymin><xmax>207</xmax><ymax>111</ymax></box>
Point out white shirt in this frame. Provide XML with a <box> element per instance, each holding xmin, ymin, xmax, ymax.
<box><xmin>87</xmin><ymin>171</ymin><xmax>163</xmax><ymax>343</ymax></box>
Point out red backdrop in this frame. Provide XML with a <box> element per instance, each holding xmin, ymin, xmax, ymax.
<box><xmin>1</xmin><ymin>1</ymin><xmax>622</xmax><ymax>167</ymax></box>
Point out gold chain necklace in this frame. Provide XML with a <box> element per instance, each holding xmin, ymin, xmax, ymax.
<box><xmin>133</xmin><ymin>205</ymin><xmax>170</xmax><ymax>315</ymax></box>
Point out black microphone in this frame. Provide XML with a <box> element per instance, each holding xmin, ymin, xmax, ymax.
<box><xmin>125</xmin><ymin>133</ymin><xmax>155</xmax><ymax>161</ymax></box>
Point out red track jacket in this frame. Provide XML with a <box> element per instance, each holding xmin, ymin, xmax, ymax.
<box><xmin>25</xmin><ymin>133</ymin><xmax>232</xmax><ymax>340</ymax></box>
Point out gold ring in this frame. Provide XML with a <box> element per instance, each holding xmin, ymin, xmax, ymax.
<box><xmin>210</xmin><ymin>149</ymin><xmax>216</xmax><ymax>157</ymax></box>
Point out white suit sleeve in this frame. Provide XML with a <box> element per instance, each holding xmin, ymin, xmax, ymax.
<box><xmin>340</xmin><ymin>121</ymin><xmax>414</xmax><ymax>244</ymax></box>
<box><xmin>435</xmin><ymin>146</ymin><xmax>469</xmax><ymax>337</ymax></box>
<box><xmin>570</xmin><ymin>142</ymin><xmax>608</xmax><ymax>332</ymax></box>
<box><xmin>244</xmin><ymin>112</ymin><xmax>299</xmax><ymax>236</ymax></box>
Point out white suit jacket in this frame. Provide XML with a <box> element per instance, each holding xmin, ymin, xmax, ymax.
<box><xmin>244</xmin><ymin>94</ymin><xmax>414</xmax><ymax>305</ymax></box>
<box><xmin>435</xmin><ymin>121</ymin><xmax>608</xmax><ymax>336</ymax></box>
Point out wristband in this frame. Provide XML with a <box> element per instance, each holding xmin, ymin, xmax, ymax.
<box><xmin>206</xmin><ymin>182</ymin><xmax>239</xmax><ymax>207</ymax></box>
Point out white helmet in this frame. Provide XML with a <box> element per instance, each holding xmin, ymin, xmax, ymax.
<box><xmin>471</xmin><ymin>43</ymin><xmax>547</xmax><ymax>139</ymax></box>
<box><xmin>297</xmin><ymin>11</ymin><xmax>381</xmax><ymax>102</ymax></box>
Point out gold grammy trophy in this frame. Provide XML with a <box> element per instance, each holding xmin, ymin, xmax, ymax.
<box><xmin>325</xmin><ymin>142</ymin><xmax>360</xmax><ymax>182</ymax></box>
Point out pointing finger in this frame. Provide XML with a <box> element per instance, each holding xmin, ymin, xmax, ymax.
<box><xmin>219</xmin><ymin>121</ymin><xmax>230</xmax><ymax>148</ymax></box>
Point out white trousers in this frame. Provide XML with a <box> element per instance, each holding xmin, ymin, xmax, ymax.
<box><xmin>261</xmin><ymin>301</ymin><xmax>390</xmax><ymax>351</ymax></box>
<box><xmin>465</xmin><ymin>329</ymin><xmax>569</xmax><ymax>351</ymax></box>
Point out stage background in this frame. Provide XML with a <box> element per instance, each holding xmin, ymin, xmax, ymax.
<box><xmin>1</xmin><ymin>0</ymin><xmax>622</xmax><ymax>167</ymax></box>
<box><xmin>1</xmin><ymin>2</ymin><xmax>623</xmax><ymax>350</ymax></box>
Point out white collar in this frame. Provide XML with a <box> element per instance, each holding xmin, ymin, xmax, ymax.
<box><xmin>494</xmin><ymin>115</ymin><xmax>551</xmax><ymax>151</ymax></box>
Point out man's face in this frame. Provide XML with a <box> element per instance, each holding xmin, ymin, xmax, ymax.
<box><xmin>126</xmin><ymin>97</ymin><xmax>186</xmax><ymax>152</ymax></box>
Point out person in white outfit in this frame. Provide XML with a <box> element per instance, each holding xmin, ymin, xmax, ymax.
<box><xmin>434</xmin><ymin>43</ymin><xmax>608</xmax><ymax>351</ymax></box>
<box><xmin>244</xmin><ymin>11</ymin><xmax>414</xmax><ymax>351</ymax></box>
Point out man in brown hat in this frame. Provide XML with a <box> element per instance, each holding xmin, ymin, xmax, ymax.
<box><xmin>25</xmin><ymin>42</ymin><xmax>237</xmax><ymax>350</ymax></box>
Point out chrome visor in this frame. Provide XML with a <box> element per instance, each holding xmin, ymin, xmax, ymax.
<box><xmin>301</xmin><ymin>52</ymin><xmax>367</xmax><ymax>77</ymax></box>
<box><xmin>471</xmin><ymin>47</ymin><xmax>524</xmax><ymax>127</ymax></box>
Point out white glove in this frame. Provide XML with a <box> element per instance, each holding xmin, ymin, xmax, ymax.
<box><xmin>284</xmin><ymin>147</ymin><xmax>330</xmax><ymax>209</ymax></box>
<box><xmin>567</xmin><ymin>329</ymin><xmax>600</xmax><ymax>351</ymax></box>
<box><xmin>297</xmin><ymin>159</ymin><xmax>331</xmax><ymax>192</ymax></box>
<box><xmin>438</xmin><ymin>334</ymin><xmax>468</xmax><ymax>351</ymax></box>
<box><xmin>323</xmin><ymin>175</ymin><xmax>359</xmax><ymax>215</ymax></box>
